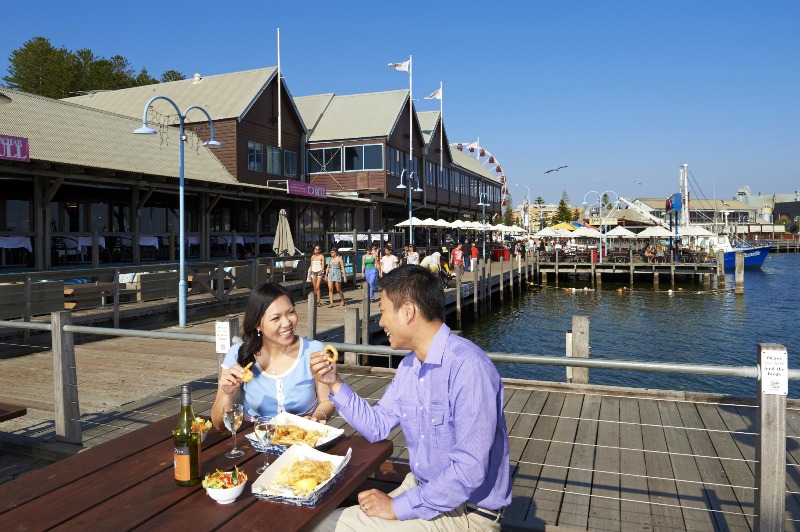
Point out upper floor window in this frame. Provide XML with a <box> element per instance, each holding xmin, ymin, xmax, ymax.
<box><xmin>267</xmin><ymin>146</ymin><xmax>281</xmax><ymax>175</ymax></box>
<box><xmin>344</xmin><ymin>144</ymin><xmax>383</xmax><ymax>171</ymax></box>
<box><xmin>248</xmin><ymin>141</ymin><xmax>263</xmax><ymax>172</ymax></box>
<box><xmin>284</xmin><ymin>150</ymin><xmax>298</xmax><ymax>178</ymax></box>
<box><xmin>308</xmin><ymin>147</ymin><xmax>342</xmax><ymax>173</ymax></box>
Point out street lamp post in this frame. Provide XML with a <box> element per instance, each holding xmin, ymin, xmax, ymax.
<box><xmin>516</xmin><ymin>183</ymin><xmax>531</xmax><ymax>238</ymax></box>
<box><xmin>478</xmin><ymin>186</ymin><xmax>490</xmax><ymax>259</ymax></box>
<box><xmin>582</xmin><ymin>190</ymin><xmax>619</xmax><ymax>264</ymax></box>
<box><xmin>134</xmin><ymin>96</ymin><xmax>221</xmax><ymax>328</ymax></box>
<box><xmin>397</xmin><ymin>169</ymin><xmax>422</xmax><ymax>245</ymax></box>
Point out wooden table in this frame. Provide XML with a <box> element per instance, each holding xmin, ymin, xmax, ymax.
<box><xmin>0</xmin><ymin>415</ymin><xmax>392</xmax><ymax>531</ymax></box>
<box><xmin>0</xmin><ymin>402</ymin><xmax>26</xmax><ymax>422</ymax></box>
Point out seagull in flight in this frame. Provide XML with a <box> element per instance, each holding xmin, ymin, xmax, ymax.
<box><xmin>634</xmin><ymin>180</ymin><xmax>642</xmax><ymax>185</ymax></box>
<box><xmin>544</xmin><ymin>165</ymin><xmax>568</xmax><ymax>174</ymax></box>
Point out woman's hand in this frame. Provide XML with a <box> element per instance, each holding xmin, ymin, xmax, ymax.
<box><xmin>219</xmin><ymin>364</ymin><xmax>245</xmax><ymax>395</ymax></box>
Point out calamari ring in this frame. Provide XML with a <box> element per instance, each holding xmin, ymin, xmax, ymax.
<box><xmin>323</xmin><ymin>344</ymin><xmax>339</xmax><ymax>363</ymax></box>
<box><xmin>241</xmin><ymin>361</ymin><xmax>254</xmax><ymax>382</ymax></box>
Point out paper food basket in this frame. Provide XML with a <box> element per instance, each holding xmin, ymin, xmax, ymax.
<box><xmin>246</xmin><ymin>412</ymin><xmax>344</xmax><ymax>456</ymax></box>
<box><xmin>251</xmin><ymin>445</ymin><xmax>351</xmax><ymax>507</ymax></box>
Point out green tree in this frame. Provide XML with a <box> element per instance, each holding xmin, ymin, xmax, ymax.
<box><xmin>554</xmin><ymin>191</ymin><xmax>573</xmax><ymax>223</ymax></box>
<box><xmin>160</xmin><ymin>70</ymin><xmax>186</xmax><ymax>83</ymax></box>
<box><xmin>133</xmin><ymin>67</ymin><xmax>158</xmax><ymax>86</ymax></box>
<box><xmin>503</xmin><ymin>195</ymin><xmax>514</xmax><ymax>226</ymax></box>
<box><xmin>3</xmin><ymin>37</ymin><xmax>76</xmax><ymax>98</ymax></box>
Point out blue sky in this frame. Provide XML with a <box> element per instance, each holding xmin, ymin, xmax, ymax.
<box><xmin>2</xmin><ymin>1</ymin><xmax>798</xmax><ymax>205</ymax></box>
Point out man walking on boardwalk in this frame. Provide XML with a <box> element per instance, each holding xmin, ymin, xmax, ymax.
<box><xmin>310</xmin><ymin>266</ymin><xmax>510</xmax><ymax>531</ymax></box>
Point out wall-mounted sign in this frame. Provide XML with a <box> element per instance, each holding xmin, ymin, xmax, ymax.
<box><xmin>0</xmin><ymin>135</ymin><xmax>30</xmax><ymax>162</ymax></box>
<box><xmin>287</xmin><ymin>180</ymin><xmax>327</xmax><ymax>199</ymax></box>
<box><xmin>666</xmin><ymin>193</ymin><xmax>682</xmax><ymax>214</ymax></box>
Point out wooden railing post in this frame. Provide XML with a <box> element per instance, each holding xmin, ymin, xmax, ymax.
<box><xmin>717</xmin><ymin>250</ymin><xmax>726</xmax><ymax>288</ymax></box>
<box><xmin>344</xmin><ymin>307</ymin><xmax>360</xmax><ymax>365</ymax></box>
<box><xmin>361</xmin><ymin>283</ymin><xmax>371</xmax><ymax>346</ymax></box>
<box><xmin>215</xmin><ymin>317</ymin><xmax>239</xmax><ymax>377</ymax></box>
<box><xmin>735</xmin><ymin>252</ymin><xmax>744</xmax><ymax>295</ymax></box>
<box><xmin>24</xmin><ymin>274</ymin><xmax>31</xmax><ymax>345</ymax></box>
<box><xmin>455</xmin><ymin>268</ymin><xmax>462</xmax><ymax>330</ymax></box>
<box><xmin>570</xmin><ymin>315</ymin><xmax>589</xmax><ymax>384</ymax></box>
<box><xmin>113</xmin><ymin>268</ymin><xmax>120</xmax><ymax>329</ymax></box>
<box><xmin>473</xmin><ymin>261</ymin><xmax>479</xmax><ymax>319</ymax></box>
<box><xmin>307</xmin><ymin>292</ymin><xmax>317</xmax><ymax>339</ymax></box>
<box><xmin>755</xmin><ymin>343</ymin><xmax>787</xmax><ymax>531</ymax></box>
<box><xmin>51</xmin><ymin>311</ymin><xmax>82</xmax><ymax>445</ymax></box>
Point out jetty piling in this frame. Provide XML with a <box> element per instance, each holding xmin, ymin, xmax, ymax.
<box><xmin>52</xmin><ymin>311</ymin><xmax>81</xmax><ymax>446</ymax></box>
<box><xmin>307</xmin><ymin>292</ymin><xmax>317</xmax><ymax>338</ymax></box>
<box><xmin>569</xmin><ymin>315</ymin><xmax>590</xmax><ymax>384</ymax></box>
<box><xmin>343</xmin><ymin>307</ymin><xmax>359</xmax><ymax>365</ymax></box>
<box><xmin>735</xmin><ymin>252</ymin><xmax>745</xmax><ymax>294</ymax></box>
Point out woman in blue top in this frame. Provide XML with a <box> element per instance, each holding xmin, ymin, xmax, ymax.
<box><xmin>211</xmin><ymin>282</ymin><xmax>335</xmax><ymax>429</ymax></box>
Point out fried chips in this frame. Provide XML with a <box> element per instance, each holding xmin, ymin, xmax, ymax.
<box><xmin>271</xmin><ymin>424</ymin><xmax>323</xmax><ymax>446</ymax></box>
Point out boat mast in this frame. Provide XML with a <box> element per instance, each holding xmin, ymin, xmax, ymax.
<box><xmin>680</xmin><ymin>163</ymin><xmax>689</xmax><ymax>227</ymax></box>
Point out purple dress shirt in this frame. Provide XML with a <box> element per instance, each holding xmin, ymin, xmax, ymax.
<box><xmin>330</xmin><ymin>323</ymin><xmax>511</xmax><ymax>521</ymax></box>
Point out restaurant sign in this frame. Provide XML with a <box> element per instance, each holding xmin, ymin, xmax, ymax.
<box><xmin>287</xmin><ymin>180</ymin><xmax>327</xmax><ymax>199</ymax></box>
<box><xmin>0</xmin><ymin>135</ymin><xmax>30</xmax><ymax>162</ymax></box>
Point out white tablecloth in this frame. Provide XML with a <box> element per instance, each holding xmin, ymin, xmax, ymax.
<box><xmin>242</xmin><ymin>235</ymin><xmax>274</xmax><ymax>245</ymax></box>
<box><xmin>76</xmin><ymin>236</ymin><xmax>106</xmax><ymax>252</ymax></box>
<box><xmin>186</xmin><ymin>235</ymin><xmax>201</xmax><ymax>246</ymax></box>
<box><xmin>139</xmin><ymin>235</ymin><xmax>159</xmax><ymax>249</ymax></box>
<box><xmin>0</xmin><ymin>236</ymin><xmax>32</xmax><ymax>252</ymax></box>
<box><xmin>215</xmin><ymin>235</ymin><xmax>245</xmax><ymax>246</ymax></box>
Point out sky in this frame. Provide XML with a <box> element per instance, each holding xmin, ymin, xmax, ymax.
<box><xmin>1</xmin><ymin>1</ymin><xmax>798</xmax><ymax>206</ymax></box>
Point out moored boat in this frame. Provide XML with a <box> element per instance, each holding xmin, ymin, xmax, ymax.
<box><xmin>709</xmin><ymin>235</ymin><xmax>772</xmax><ymax>270</ymax></box>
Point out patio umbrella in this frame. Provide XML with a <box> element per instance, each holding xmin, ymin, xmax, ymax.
<box><xmin>534</xmin><ymin>227</ymin><xmax>561</xmax><ymax>238</ymax></box>
<box><xmin>552</xmin><ymin>222</ymin><xmax>577</xmax><ymax>231</ymax></box>
<box><xmin>679</xmin><ymin>225</ymin><xmax>716</xmax><ymax>237</ymax></box>
<box><xmin>418</xmin><ymin>218</ymin><xmax>440</xmax><ymax>228</ymax></box>
<box><xmin>273</xmin><ymin>208</ymin><xmax>295</xmax><ymax>256</ymax></box>
<box><xmin>606</xmin><ymin>226</ymin><xmax>636</xmax><ymax>238</ymax></box>
<box><xmin>572</xmin><ymin>226</ymin><xmax>602</xmax><ymax>238</ymax></box>
<box><xmin>434</xmin><ymin>219</ymin><xmax>453</xmax><ymax>228</ymax></box>
<box><xmin>395</xmin><ymin>217</ymin><xmax>423</xmax><ymax>227</ymax></box>
<box><xmin>636</xmin><ymin>226</ymin><xmax>675</xmax><ymax>238</ymax></box>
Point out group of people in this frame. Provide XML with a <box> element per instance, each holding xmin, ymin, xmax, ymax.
<box><xmin>308</xmin><ymin>246</ymin><xmax>348</xmax><ymax>308</ymax></box>
<box><xmin>211</xmin><ymin>268</ymin><xmax>510</xmax><ymax>530</ymax></box>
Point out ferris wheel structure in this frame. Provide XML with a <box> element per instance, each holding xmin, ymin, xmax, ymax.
<box><xmin>450</xmin><ymin>140</ymin><xmax>509</xmax><ymax>208</ymax></box>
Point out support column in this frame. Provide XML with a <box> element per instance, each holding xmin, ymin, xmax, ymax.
<box><xmin>570</xmin><ymin>316</ymin><xmax>589</xmax><ymax>385</ymax></box>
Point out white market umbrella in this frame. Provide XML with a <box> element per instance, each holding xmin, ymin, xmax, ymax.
<box><xmin>572</xmin><ymin>226</ymin><xmax>603</xmax><ymax>238</ymax></box>
<box><xmin>395</xmin><ymin>217</ymin><xmax>423</xmax><ymax>227</ymax></box>
<box><xmin>418</xmin><ymin>218</ymin><xmax>440</xmax><ymax>228</ymax></box>
<box><xmin>679</xmin><ymin>225</ymin><xmax>716</xmax><ymax>237</ymax></box>
<box><xmin>636</xmin><ymin>226</ymin><xmax>675</xmax><ymax>238</ymax></box>
<box><xmin>273</xmin><ymin>208</ymin><xmax>296</xmax><ymax>256</ymax></box>
<box><xmin>534</xmin><ymin>227</ymin><xmax>561</xmax><ymax>238</ymax></box>
<box><xmin>434</xmin><ymin>219</ymin><xmax>453</xmax><ymax>228</ymax></box>
<box><xmin>606</xmin><ymin>225</ymin><xmax>637</xmax><ymax>238</ymax></box>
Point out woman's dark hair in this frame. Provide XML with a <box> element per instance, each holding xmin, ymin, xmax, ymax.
<box><xmin>238</xmin><ymin>283</ymin><xmax>294</xmax><ymax>367</ymax></box>
<box><xmin>377</xmin><ymin>265</ymin><xmax>445</xmax><ymax>321</ymax></box>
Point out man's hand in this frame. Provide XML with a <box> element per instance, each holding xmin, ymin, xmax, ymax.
<box><xmin>310</xmin><ymin>351</ymin><xmax>342</xmax><ymax>391</ymax></box>
<box><xmin>357</xmin><ymin>489</ymin><xmax>396</xmax><ymax>520</ymax></box>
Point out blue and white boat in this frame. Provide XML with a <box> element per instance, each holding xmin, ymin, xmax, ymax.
<box><xmin>710</xmin><ymin>235</ymin><xmax>772</xmax><ymax>270</ymax></box>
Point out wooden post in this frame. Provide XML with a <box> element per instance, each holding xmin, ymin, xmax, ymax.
<box><xmin>629</xmin><ymin>249</ymin><xmax>634</xmax><ymax>285</ymax></box>
<box><xmin>361</xmin><ymin>282</ymin><xmax>370</xmax><ymax>346</ymax></box>
<box><xmin>541</xmin><ymin>270</ymin><xmax>548</xmax><ymax>286</ymax></box>
<box><xmin>344</xmin><ymin>307</ymin><xmax>360</xmax><ymax>365</ymax></box>
<box><xmin>168</xmin><ymin>230</ymin><xmax>175</xmax><ymax>262</ymax></box>
<box><xmin>473</xmin><ymin>261</ymin><xmax>479</xmax><ymax>319</ymax></box>
<box><xmin>653</xmin><ymin>270</ymin><xmax>659</xmax><ymax>288</ymax></box>
<box><xmin>670</xmin><ymin>255</ymin><xmax>676</xmax><ymax>288</ymax></box>
<box><xmin>51</xmin><ymin>311</ymin><xmax>82</xmax><ymax>445</ymax></box>
<box><xmin>91</xmin><ymin>230</ymin><xmax>100</xmax><ymax>269</ymax></box>
<box><xmin>570</xmin><ymin>315</ymin><xmax>589</xmax><ymax>384</ymax></box>
<box><xmin>703</xmin><ymin>273</ymin><xmax>710</xmax><ymax>289</ymax></box>
<box><xmin>734</xmin><ymin>252</ymin><xmax>744</xmax><ymax>295</ymax></box>
<box><xmin>23</xmin><ymin>274</ymin><xmax>32</xmax><ymax>345</ymax></box>
<box><xmin>565</xmin><ymin>330</ymin><xmax>573</xmax><ymax>383</ymax></box>
<box><xmin>554</xmin><ymin>249</ymin><xmax>560</xmax><ymax>285</ymax></box>
<box><xmin>455</xmin><ymin>268</ymin><xmax>462</xmax><ymax>329</ymax></box>
<box><xmin>499</xmin><ymin>255</ymin><xmax>504</xmax><ymax>303</ymax></box>
<box><xmin>595</xmin><ymin>271</ymin><xmax>602</xmax><ymax>288</ymax></box>
<box><xmin>307</xmin><ymin>292</ymin><xmax>317</xmax><ymax>339</ymax></box>
<box><xmin>251</xmin><ymin>257</ymin><xmax>259</xmax><ymax>290</ymax></box>
<box><xmin>215</xmin><ymin>317</ymin><xmax>239</xmax><ymax>375</ymax></box>
<box><xmin>216</xmin><ymin>261</ymin><xmax>225</xmax><ymax>301</ymax></box>
<box><xmin>717</xmin><ymin>250</ymin><xmax>726</xmax><ymax>288</ymax></box>
<box><xmin>754</xmin><ymin>343</ymin><xmax>788</xmax><ymax>531</ymax></box>
<box><xmin>486</xmin><ymin>258</ymin><xmax>492</xmax><ymax>312</ymax></box>
<box><xmin>113</xmin><ymin>269</ymin><xmax>120</xmax><ymax>329</ymax></box>
<box><xmin>232</xmin><ymin>230</ymin><xmax>238</xmax><ymax>261</ymax></box>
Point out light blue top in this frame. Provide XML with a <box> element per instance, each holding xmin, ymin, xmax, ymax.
<box><xmin>222</xmin><ymin>336</ymin><xmax>323</xmax><ymax>419</ymax></box>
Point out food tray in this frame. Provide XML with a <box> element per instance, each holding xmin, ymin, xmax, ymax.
<box><xmin>246</xmin><ymin>412</ymin><xmax>344</xmax><ymax>455</ymax></box>
<box><xmin>251</xmin><ymin>445</ymin><xmax>351</xmax><ymax>507</ymax></box>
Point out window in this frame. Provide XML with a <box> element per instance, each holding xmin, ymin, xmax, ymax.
<box><xmin>247</xmin><ymin>141</ymin><xmax>263</xmax><ymax>172</ymax></box>
<box><xmin>267</xmin><ymin>146</ymin><xmax>281</xmax><ymax>175</ymax></box>
<box><xmin>3</xmin><ymin>199</ymin><xmax>30</xmax><ymax>231</ymax></box>
<box><xmin>308</xmin><ymin>147</ymin><xmax>342</xmax><ymax>173</ymax></box>
<box><xmin>284</xmin><ymin>150</ymin><xmax>297</xmax><ymax>177</ymax></box>
<box><xmin>345</xmin><ymin>144</ymin><xmax>383</xmax><ymax>171</ymax></box>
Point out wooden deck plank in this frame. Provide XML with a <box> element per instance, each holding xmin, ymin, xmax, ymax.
<box><xmin>676</xmin><ymin>401</ymin><xmax>752</xmax><ymax>531</ymax></box>
<box><xmin>618</xmin><ymin>397</ymin><xmax>653</xmax><ymax>529</ymax></box>
<box><xmin>657</xmin><ymin>400</ymin><xmax>718</xmax><ymax>531</ymax></box>
<box><xmin>557</xmin><ymin>393</ymin><xmax>600</xmax><ymax>529</ymax></box>
<box><xmin>588</xmin><ymin>395</ymin><xmax>621</xmax><ymax>531</ymax></box>
<box><xmin>639</xmin><ymin>398</ymin><xmax>687</xmax><ymax>530</ymax></box>
<box><xmin>528</xmin><ymin>393</ymin><xmax>584</xmax><ymax>526</ymax></box>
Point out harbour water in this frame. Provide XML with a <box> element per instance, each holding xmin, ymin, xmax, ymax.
<box><xmin>464</xmin><ymin>252</ymin><xmax>800</xmax><ymax>398</ymax></box>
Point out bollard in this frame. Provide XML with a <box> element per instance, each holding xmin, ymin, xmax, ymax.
<box><xmin>307</xmin><ymin>292</ymin><xmax>317</xmax><ymax>338</ymax></box>
<box><xmin>570</xmin><ymin>316</ymin><xmax>589</xmax><ymax>384</ymax></box>
<box><xmin>734</xmin><ymin>252</ymin><xmax>744</xmax><ymax>295</ymax></box>
<box><xmin>343</xmin><ymin>307</ymin><xmax>360</xmax><ymax>365</ymax></box>
<box><xmin>52</xmin><ymin>311</ymin><xmax>82</xmax><ymax>445</ymax></box>
<box><xmin>754</xmin><ymin>343</ymin><xmax>787</xmax><ymax>531</ymax></box>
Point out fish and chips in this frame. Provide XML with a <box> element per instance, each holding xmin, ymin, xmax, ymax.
<box><xmin>271</xmin><ymin>424</ymin><xmax>324</xmax><ymax>446</ymax></box>
<box><xmin>241</xmin><ymin>361</ymin><xmax>254</xmax><ymax>383</ymax></box>
<box><xmin>270</xmin><ymin>459</ymin><xmax>333</xmax><ymax>496</ymax></box>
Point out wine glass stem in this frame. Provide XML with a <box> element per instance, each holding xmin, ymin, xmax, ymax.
<box><xmin>231</xmin><ymin>430</ymin><xmax>237</xmax><ymax>452</ymax></box>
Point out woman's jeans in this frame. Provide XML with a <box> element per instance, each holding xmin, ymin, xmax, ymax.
<box><xmin>364</xmin><ymin>267</ymin><xmax>378</xmax><ymax>299</ymax></box>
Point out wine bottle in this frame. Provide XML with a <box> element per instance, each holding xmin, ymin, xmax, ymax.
<box><xmin>174</xmin><ymin>384</ymin><xmax>201</xmax><ymax>486</ymax></box>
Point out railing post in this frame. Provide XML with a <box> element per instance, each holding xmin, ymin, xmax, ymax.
<box><xmin>455</xmin><ymin>268</ymin><xmax>462</xmax><ymax>330</ymax></box>
<box><xmin>91</xmin><ymin>230</ymin><xmax>100</xmax><ymax>269</ymax></box>
<box><xmin>499</xmin><ymin>255</ymin><xmax>504</xmax><ymax>303</ymax></box>
<box><xmin>565</xmin><ymin>329</ymin><xmax>573</xmax><ymax>383</ymax></box>
<box><xmin>570</xmin><ymin>315</ymin><xmax>589</xmax><ymax>384</ymax></box>
<box><xmin>735</xmin><ymin>252</ymin><xmax>744</xmax><ymax>295</ymax></box>
<box><xmin>51</xmin><ymin>311</ymin><xmax>82</xmax><ymax>445</ymax></box>
<box><xmin>344</xmin><ymin>307</ymin><xmax>360</xmax><ymax>365</ymax></box>
<box><xmin>252</xmin><ymin>257</ymin><xmax>259</xmax><ymax>290</ymax></box>
<box><xmin>361</xmin><ymin>283</ymin><xmax>371</xmax><ymax>346</ymax></box>
<box><xmin>23</xmin><ymin>274</ymin><xmax>32</xmax><ymax>345</ymax></box>
<box><xmin>216</xmin><ymin>261</ymin><xmax>225</xmax><ymax>301</ymax></box>
<box><xmin>717</xmin><ymin>250</ymin><xmax>726</xmax><ymax>288</ymax></box>
<box><xmin>113</xmin><ymin>268</ymin><xmax>120</xmax><ymax>329</ymax></box>
<box><xmin>307</xmin><ymin>292</ymin><xmax>317</xmax><ymax>339</ymax></box>
<box><xmin>473</xmin><ymin>261</ymin><xmax>479</xmax><ymax>319</ymax></box>
<box><xmin>755</xmin><ymin>343</ymin><xmax>787</xmax><ymax>532</ymax></box>
<box><xmin>215</xmin><ymin>317</ymin><xmax>239</xmax><ymax>378</ymax></box>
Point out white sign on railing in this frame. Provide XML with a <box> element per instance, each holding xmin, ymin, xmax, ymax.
<box><xmin>215</xmin><ymin>321</ymin><xmax>231</xmax><ymax>354</ymax></box>
<box><xmin>761</xmin><ymin>347</ymin><xmax>788</xmax><ymax>395</ymax></box>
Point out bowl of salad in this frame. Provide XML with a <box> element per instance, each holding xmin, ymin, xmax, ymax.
<box><xmin>192</xmin><ymin>417</ymin><xmax>212</xmax><ymax>443</ymax></box>
<box><xmin>202</xmin><ymin>466</ymin><xmax>248</xmax><ymax>504</ymax></box>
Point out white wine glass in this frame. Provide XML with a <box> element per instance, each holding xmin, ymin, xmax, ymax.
<box><xmin>253</xmin><ymin>416</ymin><xmax>276</xmax><ymax>474</ymax></box>
<box><xmin>223</xmin><ymin>404</ymin><xmax>245</xmax><ymax>458</ymax></box>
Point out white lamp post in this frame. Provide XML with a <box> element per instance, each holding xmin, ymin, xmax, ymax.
<box><xmin>133</xmin><ymin>96</ymin><xmax>221</xmax><ymax>327</ymax></box>
<box><xmin>582</xmin><ymin>190</ymin><xmax>619</xmax><ymax>264</ymax></box>
<box><xmin>397</xmin><ymin>169</ymin><xmax>422</xmax><ymax>245</ymax></box>
<box><xmin>478</xmin><ymin>186</ymin><xmax>490</xmax><ymax>259</ymax></box>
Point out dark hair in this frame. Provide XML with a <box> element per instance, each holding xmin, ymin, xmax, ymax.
<box><xmin>377</xmin><ymin>265</ymin><xmax>444</xmax><ymax>321</ymax></box>
<box><xmin>238</xmin><ymin>283</ymin><xmax>294</xmax><ymax>367</ymax></box>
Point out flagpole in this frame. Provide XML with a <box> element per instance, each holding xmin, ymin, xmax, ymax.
<box><xmin>408</xmin><ymin>54</ymin><xmax>413</xmax><ymax>246</ymax></box>
<box><xmin>277</xmin><ymin>28</ymin><xmax>282</xmax><ymax>149</ymax></box>
<box><xmin>439</xmin><ymin>81</ymin><xmax>443</xmax><ymax>182</ymax></box>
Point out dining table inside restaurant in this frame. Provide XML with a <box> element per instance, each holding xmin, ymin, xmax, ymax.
<box><xmin>0</xmin><ymin>414</ymin><xmax>393</xmax><ymax>531</ymax></box>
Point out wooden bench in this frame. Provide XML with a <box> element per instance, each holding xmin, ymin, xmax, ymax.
<box><xmin>0</xmin><ymin>402</ymin><xmax>27</xmax><ymax>422</ymax></box>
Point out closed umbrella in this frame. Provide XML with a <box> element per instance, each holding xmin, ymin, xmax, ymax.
<box><xmin>273</xmin><ymin>208</ymin><xmax>295</xmax><ymax>256</ymax></box>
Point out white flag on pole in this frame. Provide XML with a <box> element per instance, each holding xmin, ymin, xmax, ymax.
<box><xmin>424</xmin><ymin>87</ymin><xmax>442</xmax><ymax>100</ymax></box>
<box><xmin>388</xmin><ymin>60</ymin><xmax>410</xmax><ymax>72</ymax></box>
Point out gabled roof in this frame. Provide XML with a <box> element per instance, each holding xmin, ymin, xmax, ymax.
<box><xmin>417</xmin><ymin>110</ymin><xmax>440</xmax><ymax>146</ymax></box>
<box><xmin>296</xmin><ymin>89</ymin><xmax>410</xmax><ymax>142</ymax></box>
<box><xmin>0</xmin><ymin>87</ymin><xmax>236</xmax><ymax>184</ymax></box>
<box><xmin>62</xmin><ymin>68</ymin><xmax>301</xmax><ymax>128</ymax></box>
<box><xmin>451</xmin><ymin>148</ymin><xmax>498</xmax><ymax>182</ymax></box>
<box><xmin>637</xmin><ymin>197</ymin><xmax>754</xmax><ymax>211</ymax></box>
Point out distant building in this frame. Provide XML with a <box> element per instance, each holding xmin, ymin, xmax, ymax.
<box><xmin>736</xmin><ymin>186</ymin><xmax>800</xmax><ymax>223</ymax></box>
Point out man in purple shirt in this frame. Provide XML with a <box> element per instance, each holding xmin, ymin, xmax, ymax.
<box><xmin>311</xmin><ymin>265</ymin><xmax>510</xmax><ymax>530</ymax></box>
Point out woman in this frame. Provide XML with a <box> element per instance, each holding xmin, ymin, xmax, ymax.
<box><xmin>405</xmin><ymin>244</ymin><xmax>419</xmax><ymax>265</ymax></box>
<box><xmin>307</xmin><ymin>245</ymin><xmax>326</xmax><ymax>307</ymax></box>
<box><xmin>325</xmin><ymin>248</ymin><xmax>347</xmax><ymax>307</ymax></box>
<box><xmin>361</xmin><ymin>244</ymin><xmax>380</xmax><ymax>302</ymax></box>
<box><xmin>211</xmin><ymin>283</ymin><xmax>334</xmax><ymax>427</ymax></box>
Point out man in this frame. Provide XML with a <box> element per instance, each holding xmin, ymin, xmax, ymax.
<box><xmin>310</xmin><ymin>266</ymin><xmax>510</xmax><ymax>531</ymax></box>
<box><xmin>380</xmin><ymin>246</ymin><xmax>399</xmax><ymax>278</ymax></box>
<box><xmin>450</xmin><ymin>242</ymin><xmax>465</xmax><ymax>277</ymax></box>
<box><xmin>470</xmin><ymin>242</ymin><xmax>479</xmax><ymax>271</ymax></box>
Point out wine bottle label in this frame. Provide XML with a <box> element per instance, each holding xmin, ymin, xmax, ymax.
<box><xmin>174</xmin><ymin>445</ymin><xmax>191</xmax><ymax>481</ymax></box>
